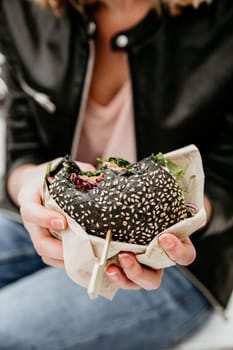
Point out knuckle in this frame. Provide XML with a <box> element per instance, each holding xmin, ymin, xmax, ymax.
<box><xmin>127</xmin><ymin>265</ymin><xmax>142</xmax><ymax>280</ymax></box>
<box><xmin>144</xmin><ymin>282</ymin><xmax>160</xmax><ymax>291</ymax></box>
<box><xmin>179</xmin><ymin>249</ymin><xmax>196</xmax><ymax>266</ymax></box>
<box><xmin>41</xmin><ymin>256</ymin><xmax>50</xmax><ymax>266</ymax></box>
<box><xmin>191</xmin><ymin>247</ymin><xmax>197</xmax><ymax>261</ymax></box>
<box><xmin>22</xmin><ymin>220</ymin><xmax>30</xmax><ymax>234</ymax></box>
<box><xmin>33</xmin><ymin>240</ymin><xmax>44</xmax><ymax>257</ymax></box>
<box><xmin>184</xmin><ymin>250</ymin><xmax>196</xmax><ymax>265</ymax></box>
<box><xmin>143</xmin><ymin>276</ymin><xmax>162</xmax><ymax>291</ymax></box>
<box><xmin>152</xmin><ymin>279</ymin><xmax>162</xmax><ymax>290</ymax></box>
<box><xmin>19</xmin><ymin>205</ymin><xmax>28</xmax><ymax>221</ymax></box>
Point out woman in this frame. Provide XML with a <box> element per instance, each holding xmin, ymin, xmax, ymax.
<box><xmin>0</xmin><ymin>0</ymin><xmax>232</xmax><ymax>349</ymax></box>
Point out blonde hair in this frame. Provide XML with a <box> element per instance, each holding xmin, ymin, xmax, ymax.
<box><xmin>35</xmin><ymin>0</ymin><xmax>212</xmax><ymax>15</ymax></box>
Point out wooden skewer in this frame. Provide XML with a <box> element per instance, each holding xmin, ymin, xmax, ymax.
<box><xmin>88</xmin><ymin>229</ymin><xmax>112</xmax><ymax>299</ymax></box>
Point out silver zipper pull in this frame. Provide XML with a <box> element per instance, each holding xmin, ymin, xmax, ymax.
<box><xmin>0</xmin><ymin>53</ymin><xmax>8</xmax><ymax>102</ymax></box>
<box><xmin>17</xmin><ymin>72</ymin><xmax>56</xmax><ymax>114</ymax></box>
<box><xmin>33</xmin><ymin>92</ymin><xmax>56</xmax><ymax>114</ymax></box>
<box><xmin>0</xmin><ymin>77</ymin><xmax>8</xmax><ymax>102</ymax></box>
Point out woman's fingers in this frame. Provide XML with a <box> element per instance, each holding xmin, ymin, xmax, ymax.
<box><xmin>11</xmin><ymin>160</ymin><xmax>100</xmax><ymax>269</ymax></box>
<box><xmin>20</xmin><ymin>201</ymin><xmax>67</xmax><ymax>230</ymax></box>
<box><xmin>118</xmin><ymin>253</ymin><xmax>163</xmax><ymax>289</ymax></box>
<box><xmin>106</xmin><ymin>253</ymin><xmax>163</xmax><ymax>290</ymax></box>
<box><xmin>41</xmin><ymin>256</ymin><xmax>65</xmax><ymax>268</ymax></box>
<box><xmin>106</xmin><ymin>266</ymin><xmax>142</xmax><ymax>290</ymax></box>
<box><xmin>18</xmin><ymin>185</ymin><xmax>66</xmax><ymax>267</ymax></box>
<box><xmin>24</xmin><ymin>221</ymin><xmax>64</xmax><ymax>261</ymax></box>
<box><xmin>106</xmin><ymin>233</ymin><xmax>196</xmax><ymax>290</ymax></box>
<box><xmin>158</xmin><ymin>233</ymin><xmax>196</xmax><ymax>266</ymax></box>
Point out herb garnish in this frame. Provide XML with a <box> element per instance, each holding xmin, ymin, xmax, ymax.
<box><xmin>153</xmin><ymin>152</ymin><xmax>188</xmax><ymax>182</ymax></box>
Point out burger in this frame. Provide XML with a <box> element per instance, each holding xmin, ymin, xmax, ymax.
<box><xmin>46</xmin><ymin>153</ymin><xmax>190</xmax><ymax>245</ymax></box>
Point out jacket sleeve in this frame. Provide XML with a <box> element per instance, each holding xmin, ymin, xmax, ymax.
<box><xmin>0</xmin><ymin>2</ymin><xmax>50</xmax><ymax>217</ymax></box>
<box><xmin>180</xmin><ymin>0</ymin><xmax>233</xmax><ymax>307</ymax></box>
<box><xmin>188</xmin><ymin>88</ymin><xmax>233</xmax><ymax>307</ymax></box>
<box><xmin>208</xmin><ymin>0</ymin><xmax>233</xmax><ymax>237</ymax></box>
<box><xmin>1</xmin><ymin>57</ymin><xmax>47</xmax><ymax>179</ymax></box>
<box><xmin>0</xmin><ymin>1</ymin><xmax>51</xmax><ymax>177</ymax></box>
<box><xmin>204</xmin><ymin>112</ymin><xmax>233</xmax><ymax>237</ymax></box>
<box><xmin>192</xmin><ymin>0</ymin><xmax>233</xmax><ymax>240</ymax></box>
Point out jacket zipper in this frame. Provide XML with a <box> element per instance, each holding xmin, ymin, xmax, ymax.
<box><xmin>17</xmin><ymin>71</ymin><xmax>56</xmax><ymax>114</ymax></box>
<box><xmin>178</xmin><ymin>266</ymin><xmax>228</xmax><ymax>320</ymax></box>
<box><xmin>71</xmin><ymin>40</ymin><xmax>95</xmax><ymax>159</ymax></box>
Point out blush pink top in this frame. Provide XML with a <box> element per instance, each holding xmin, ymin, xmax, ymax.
<box><xmin>77</xmin><ymin>81</ymin><xmax>136</xmax><ymax>166</ymax></box>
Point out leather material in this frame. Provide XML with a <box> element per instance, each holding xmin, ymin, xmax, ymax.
<box><xmin>0</xmin><ymin>0</ymin><xmax>233</xmax><ymax>307</ymax></box>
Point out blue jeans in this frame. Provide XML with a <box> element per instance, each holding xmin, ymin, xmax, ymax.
<box><xmin>0</xmin><ymin>213</ymin><xmax>213</xmax><ymax>350</ymax></box>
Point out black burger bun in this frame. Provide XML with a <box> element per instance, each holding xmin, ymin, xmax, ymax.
<box><xmin>47</xmin><ymin>154</ymin><xmax>189</xmax><ymax>245</ymax></box>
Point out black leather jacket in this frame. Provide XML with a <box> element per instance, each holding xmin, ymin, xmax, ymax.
<box><xmin>0</xmin><ymin>0</ymin><xmax>233</xmax><ymax>311</ymax></box>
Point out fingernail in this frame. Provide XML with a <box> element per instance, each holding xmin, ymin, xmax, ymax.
<box><xmin>106</xmin><ymin>270</ymin><xmax>119</xmax><ymax>280</ymax></box>
<box><xmin>159</xmin><ymin>235</ymin><xmax>174</xmax><ymax>249</ymax></box>
<box><xmin>106</xmin><ymin>271</ymin><xmax>118</xmax><ymax>276</ymax></box>
<box><xmin>51</xmin><ymin>219</ymin><xmax>65</xmax><ymax>230</ymax></box>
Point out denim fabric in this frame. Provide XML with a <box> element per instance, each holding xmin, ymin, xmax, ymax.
<box><xmin>0</xmin><ymin>213</ymin><xmax>213</xmax><ymax>350</ymax></box>
<box><xmin>0</xmin><ymin>213</ymin><xmax>46</xmax><ymax>288</ymax></box>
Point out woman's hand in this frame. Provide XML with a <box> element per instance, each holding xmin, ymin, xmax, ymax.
<box><xmin>105</xmin><ymin>234</ymin><xmax>196</xmax><ymax>290</ymax></box>
<box><xmin>18</xmin><ymin>174</ymin><xmax>67</xmax><ymax>268</ymax></box>
<box><xmin>106</xmin><ymin>195</ymin><xmax>212</xmax><ymax>291</ymax></box>
<box><xmin>8</xmin><ymin>159</ymin><xmax>95</xmax><ymax>268</ymax></box>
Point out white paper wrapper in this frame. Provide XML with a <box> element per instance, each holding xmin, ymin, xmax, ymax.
<box><xmin>43</xmin><ymin>144</ymin><xmax>206</xmax><ymax>300</ymax></box>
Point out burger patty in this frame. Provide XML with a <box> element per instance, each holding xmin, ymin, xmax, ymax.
<box><xmin>47</xmin><ymin>155</ymin><xmax>189</xmax><ymax>245</ymax></box>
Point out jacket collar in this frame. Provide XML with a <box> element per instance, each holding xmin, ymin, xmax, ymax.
<box><xmin>84</xmin><ymin>8</ymin><xmax>163</xmax><ymax>51</ymax></box>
